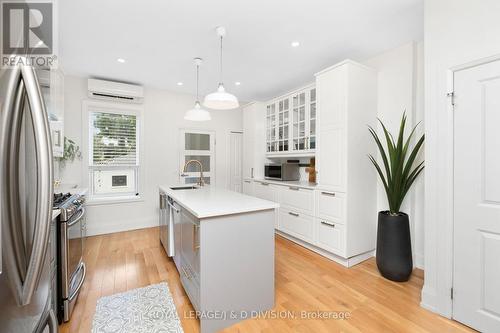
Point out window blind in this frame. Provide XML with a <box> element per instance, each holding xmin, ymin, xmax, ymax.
<box><xmin>91</xmin><ymin>111</ymin><xmax>138</xmax><ymax>166</ymax></box>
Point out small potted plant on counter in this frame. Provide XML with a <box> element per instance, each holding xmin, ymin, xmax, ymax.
<box><xmin>368</xmin><ymin>113</ymin><xmax>424</xmax><ymax>282</ymax></box>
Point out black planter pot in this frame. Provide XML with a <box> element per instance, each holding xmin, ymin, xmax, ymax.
<box><xmin>376</xmin><ymin>211</ymin><xmax>413</xmax><ymax>282</ymax></box>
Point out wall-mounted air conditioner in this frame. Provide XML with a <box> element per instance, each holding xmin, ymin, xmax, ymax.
<box><xmin>87</xmin><ymin>78</ymin><xmax>144</xmax><ymax>104</ymax></box>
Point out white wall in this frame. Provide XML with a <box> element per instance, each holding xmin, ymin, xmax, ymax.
<box><xmin>60</xmin><ymin>75</ymin><xmax>242</xmax><ymax>236</ymax></box>
<box><xmin>363</xmin><ymin>41</ymin><xmax>425</xmax><ymax>269</ymax></box>
<box><xmin>423</xmin><ymin>0</ymin><xmax>500</xmax><ymax>317</ymax></box>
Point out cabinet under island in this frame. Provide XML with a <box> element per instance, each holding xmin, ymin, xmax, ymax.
<box><xmin>159</xmin><ymin>185</ymin><xmax>279</xmax><ymax>333</ymax></box>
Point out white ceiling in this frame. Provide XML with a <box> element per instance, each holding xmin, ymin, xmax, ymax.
<box><xmin>59</xmin><ymin>0</ymin><xmax>423</xmax><ymax>102</ymax></box>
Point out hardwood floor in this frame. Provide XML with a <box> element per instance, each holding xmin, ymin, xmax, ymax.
<box><xmin>60</xmin><ymin>227</ymin><xmax>473</xmax><ymax>333</ymax></box>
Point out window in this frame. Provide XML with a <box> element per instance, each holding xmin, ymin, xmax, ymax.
<box><xmin>88</xmin><ymin>106</ymin><xmax>140</xmax><ymax>199</ymax></box>
<box><xmin>179</xmin><ymin>130</ymin><xmax>215</xmax><ymax>185</ymax></box>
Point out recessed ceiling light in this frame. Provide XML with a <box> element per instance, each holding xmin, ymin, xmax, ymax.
<box><xmin>235</xmin><ymin>81</ymin><xmax>241</xmax><ymax>86</ymax></box>
<box><xmin>117</xmin><ymin>58</ymin><xmax>126</xmax><ymax>63</ymax></box>
<box><xmin>291</xmin><ymin>41</ymin><xmax>300</xmax><ymax>47</ymax></box>
<box><xmin>177</xmin><ymin>82</ymin><xmax>183</xmax><ymax>86</ymax></box>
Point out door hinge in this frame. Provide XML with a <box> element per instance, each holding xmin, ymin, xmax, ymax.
<box><xmin>451</xmin><ymin>287</ymin><xmax>454</xmax><ymax>300</ymax></box>
<box><xmin>447</xmin><ymin>91</ymin><xmax>455</xmax><ymax>106</ymax></box>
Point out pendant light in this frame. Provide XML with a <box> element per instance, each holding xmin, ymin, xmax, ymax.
<box><xmin>185</xmin><ymin>58</ymin><xmax>211</xmax><ymax>121</ymax></box>
<box><xmin>203</xmin><ymin>26</ymin><xmax>239</xmax><ymax>110</ymax></box>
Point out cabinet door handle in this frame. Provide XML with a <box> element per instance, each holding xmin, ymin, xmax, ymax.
<box><xmin>251</xmin><ymin>167</ymin><xmax>254</xmax><ymax>178</ymax></box>
<box><xmin>321</xmin><ymin>191</ymin><xmax>336</xmax><ymax>197</ymax></box>
<box><xmin>288</xmin><ymin>186</ymin><xmax>299</xmax><ymax>191</ymax></box>
<box><xmin>192</xmin><ymin>224</ymin><xmax>200</xmax><ymax>251</ymax></box>
<box><xmin>321</xmin><ymin>221</ymin><xmax>335</xmax><ymax>228</ymax></box>
<box><xmin>288</xmin><ymin>212</ymin><xmax>299</xmax><ymax>217</ymax></box>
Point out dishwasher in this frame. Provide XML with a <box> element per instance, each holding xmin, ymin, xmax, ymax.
<box><xmin>159</xmin><ymin>192</ymin><xmax>176</xmax><ymax>257</ymax></box>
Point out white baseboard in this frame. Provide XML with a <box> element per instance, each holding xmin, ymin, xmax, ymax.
<box><xmin>276</xmin><ymin>230</ymin><xmax>374</xmax><ymax>267</ymax></box>
<box><xmin>420</xmin><ymin>285</ymin><xmax>440</xmax><ymax>315</ymax></box>
<box><xmin>85</xmin><ymin>216</ymin><xmax>157</xmax><ymax>237</ymax></box>
<box><xmin>415</xmin><ymin>252</ymin><xmax>425</xmax><ymax>269</ymax></box>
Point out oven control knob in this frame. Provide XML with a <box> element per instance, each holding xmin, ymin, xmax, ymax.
<box><xmin>73</xmin><ymin>198</ymin><xmax>85</xmax><ymax>205</ymax></box>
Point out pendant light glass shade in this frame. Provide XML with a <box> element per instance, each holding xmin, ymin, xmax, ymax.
<box><xmin>203</xmin><ymin>83</ymin><xmax>239</xmax><ymax>110</ymax></box>
<box><xmin>203</xmin><ymin>26</ymin><xmax>239</xmax><ymax>110</ymax></box>
<box><xmin>184</xmin><ymin>101</ymin><xmax>211</xmax><ymax>121</ymax></box>
<box><xmin>185</xmin><ymin>58</ymin><xmax>211</xmax><ymax>121</ymax></box>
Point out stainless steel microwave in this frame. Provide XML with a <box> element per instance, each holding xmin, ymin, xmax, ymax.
<box><xmin>264</xmin><ymin>163</ymin><xmax>300</xmax><ymax>181</ymax></box>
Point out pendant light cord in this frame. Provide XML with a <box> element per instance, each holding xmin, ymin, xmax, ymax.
<box><xmin>219</xmin><ymin>35</ymin><xmax>223</xmax><ymax>85</ymax></box>
<box><xmin>196</xmin><ymin>63</ymin><xmax>199</xmax><ymax>101</ymax></box>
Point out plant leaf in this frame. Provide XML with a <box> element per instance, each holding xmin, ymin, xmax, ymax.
<box><xmin>368</xmin><ymin>112</ymin><xmax>425</xmax><ymax>214</ymax></box>
<box><xmin>369</xmin><ymin>154</ymin><xmax>394</xmax><ymax>212</ymax></box>
<box><xmin>368</xmin><ymin>126</ymin><xmax>392</xmax><ymax>188</ymax></box>
<box><xmin>402</xmin><ymin>133</ymin><xmax>425</xmax><ymax>183</ymax></box>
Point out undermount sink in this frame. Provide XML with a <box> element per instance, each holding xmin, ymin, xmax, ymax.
<box><xmin>170</xmin><ymin>185</ymin><xmax>200</xmax><ymax>190</ymax></box>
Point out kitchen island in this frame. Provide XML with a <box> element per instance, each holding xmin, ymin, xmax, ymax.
<box><xmin>159</xmin><ymin>185</ymin><xmax>279</xmax><ymax>333</ymax></box>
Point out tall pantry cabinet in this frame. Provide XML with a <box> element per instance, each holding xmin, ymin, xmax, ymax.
<box><xmin>315</xmin><ymin>60</ymin><xmax>378</xmax><ymax>258</ymax></box>
<box><xmin>242</xmin><ymin>102</ymin><xmax>268</xmax><ymax>181</ymax></box>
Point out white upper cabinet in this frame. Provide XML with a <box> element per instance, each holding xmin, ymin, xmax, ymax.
<box><xmin>243</xmin><ymin>102</ymin><xmax>267</xmax><ymax>179</ymax></box>
<box><xmin>37</xmin><ymin>68</ymin><xmax>65</xmax><ymax>158</ymax></box>
<box><xmin>265</xmin><ymin>102</ymin><xmax>277</xmax><ymax>153</ymax></box>
<box><xmin>277</xmin><ymin>97</ymin><xmax>290</xmax><ymax>152</ymax></box>
<box><xmin>266</xmin><ymin>84</ymin><xmax>316</xmax><ymax>157</ymax></box>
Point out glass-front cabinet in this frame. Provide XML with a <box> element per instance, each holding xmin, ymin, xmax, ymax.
<box><xmin>278</xmin><ymin>98</ymin><xmax>290</xmax><ymax>152</ymax></box>
<box><xmin>309</xmin><ymin>87</ymin><xmax>317</xmax><ymax>150</ymax></box>
<box><xmin>266</xmin><ymin>85</ymin><xmax>316</xmax><ymax>156</ymax></box>
<box><xmin>266</xmin><ymin>103</ymin><xmax>277</xmax><ymax>152</ymax></box>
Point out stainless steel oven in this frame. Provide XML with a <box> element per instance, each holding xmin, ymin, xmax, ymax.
<box><xmin>56</xmin><ymin>193</ymin><xmax>86</xmax><ymax>323</ymax></box>
<box><xmin>264</xmin><ymin>163</ymin><xmax>300</xmax><ymax>181</ymax></box>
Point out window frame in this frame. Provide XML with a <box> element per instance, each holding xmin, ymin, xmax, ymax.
<box><xmin>82</xmin><ymin>100</ymin><xmax>144</xmax><ymax>204</ymax></box>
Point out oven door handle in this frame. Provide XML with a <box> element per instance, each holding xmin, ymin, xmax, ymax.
<box><xmin>68</xmin><ymin>262</ymin><xmax>86</xmax><ymax>301</ymax></box>
<box><xmin>67</xmin><ymin>207</ymin><xmax>85</xmax><ymax>227</ymax></box>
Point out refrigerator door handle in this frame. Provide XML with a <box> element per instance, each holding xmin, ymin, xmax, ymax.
<box><xmin>20</xmin><ymin>63</ymin><xmax>54</xmax><ymax>306</ymax></box>
<box><xmin>7</xmin><ymin>78</ymin><xmax>28</xmax><ymax>278</ymax></box>
<box><xmin>34</xmin><ymin>306</ymin><xmax>58</xmax><ymax>333</ymax></box>
<box><xmin>1</xmin><ymin>62</ymin><xmax>53</xmax><ymax>306</ymax></box>
<box><xmin>47</xmin><ymin>309</ymin><xmax>58</xmax><ymax>333</ymax></box>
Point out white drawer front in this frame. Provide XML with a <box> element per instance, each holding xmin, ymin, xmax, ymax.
<box><xmin>316</xmin><ymin>190</ymin><xmax>345</xmax><ymax>223</ymax></box>
<box><xmin>280</xmin><ymin>186</ymin><xmax>314</xmax><ymax>216</ymax></box>
<box><xmin>316</xmin><ymin>218</ymin><xmax>346</xmax><ymax>257</ymax></box>
<box><xmin>242</xmin><ymin>180</ymin><xmax>254</xmax><ymax>196</ymax></box>
<box><xmin>279</xmin><ymin>208</ymin><xmax>314</xmax><ymax>243</ymax></box>
<box><xmin>254</xmin><ymin>181</ymin><xmax>277</xmax><ymax>202</ymax></box>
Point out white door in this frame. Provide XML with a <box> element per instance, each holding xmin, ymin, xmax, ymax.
<box><xmin>179</xmin><ymin>130</ymin><xmax>215</xmax><ymax>185</ymax></box>
<box><xmin>228</xmin><ymin>131</ymin><xmax>243</xmax><ymax>192</ymax></box>
<box><xmin>453</xmin><ymin>59</ymin><xmax>500</xmax><ymax>332</ymax></box>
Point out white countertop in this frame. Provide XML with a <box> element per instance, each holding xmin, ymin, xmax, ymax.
<box><xmin>159</xmin><ymin>185</ymin><xmax>279</xmax><ymax>219</ymax></box>
<box><xmin>250</xmin><ymin>178</ymin><xmax>318</xmax><ymax>189</ymax></box>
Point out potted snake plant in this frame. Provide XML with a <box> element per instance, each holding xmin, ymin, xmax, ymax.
<box><xmin>368</xmin><ymin>113</ymin><xmax>424</xmax><ymax>282</ymax></box>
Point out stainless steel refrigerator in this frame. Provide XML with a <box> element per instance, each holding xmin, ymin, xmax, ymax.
<box><xmin>0</xmin><ymin>61</ymin><xmax>57</xmax><ymax>332</ymax></box>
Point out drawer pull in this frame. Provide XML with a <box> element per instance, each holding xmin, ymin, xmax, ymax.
<box><xmin>321</xmin><ymin>191</ymin><xmax>336</xmax><ymax>197</ymax></box>
<box><xmin>244</xmin><ymin>180</ymin><xmax>251</xmax><ymax>183</ymax></box>
<box><xmin>288</xmin><ymin>186</ymin><xmax>299</xmax><ymax>191</ymax></box>
<box><xmin>321</xmin><ymin>221</ymin><xmax>335</xmax><ymax>228</ymax></box>
<box><xmin>288</xmin><ymin>212</ymin><xmax>299</xmax><ymax>217</ymax></box>
<box><xmin>261</xmin><ymin>182</ymin><xmax>270</xmax><ymax>186</ymax></box>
